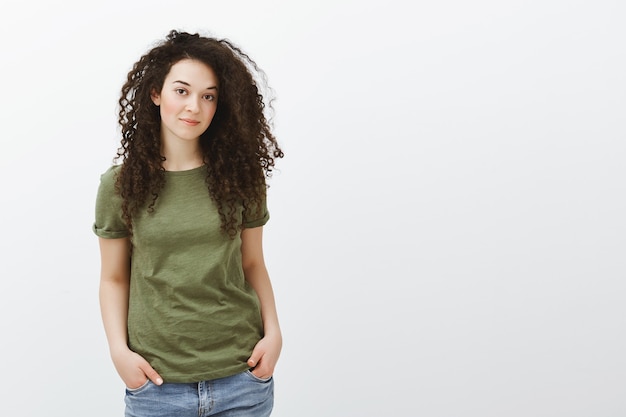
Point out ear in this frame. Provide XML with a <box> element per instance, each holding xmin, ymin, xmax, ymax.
<box><xmin>151</xmin><ymin>89</ymin><xmax>161</xmax><ymax>106</ymax></box>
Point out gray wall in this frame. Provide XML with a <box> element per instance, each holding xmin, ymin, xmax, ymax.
<box><xmin>0</xmin><ymin>0</ymin><xmax>624</xmax><ymax>416</ymax></box>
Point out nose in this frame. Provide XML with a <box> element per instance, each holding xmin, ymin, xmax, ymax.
<box><xmin>186</xmin><ymin>95</ymin><xmax>201</xmax><ymax>113</ymax></box>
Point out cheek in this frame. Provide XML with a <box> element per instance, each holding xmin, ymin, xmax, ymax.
<box><xmin>202</xmin><ymin>105</ymin><xmax>217</xmax><ymax>124</ymax></box>
<box><xmin>207</xmin><ymin>106</ymin><xmax>218</xmax><ymax>119</ymax></box>
<box><xmin>160</xmin><ymin>99</ymin><xmax>179</xmax><ymax>118</ymax></box>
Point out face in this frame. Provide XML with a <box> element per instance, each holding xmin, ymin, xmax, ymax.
<box><xmin>151</xmin><ymin>59</ymin><xmax>219</xmax><ymax>144</ymax></box>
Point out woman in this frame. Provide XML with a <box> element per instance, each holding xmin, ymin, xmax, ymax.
<box><xmin>93</xmin><ymin>29</ymin><xmax>283</xmax><ymax>417</ymax></box>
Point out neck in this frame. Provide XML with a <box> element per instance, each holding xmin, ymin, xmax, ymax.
<box><xmin>161</xmin><ymin>139</ymin><xmax>204</xmax><ymax>171</ymax></box>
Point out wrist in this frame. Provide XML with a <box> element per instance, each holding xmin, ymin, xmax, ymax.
<box><xmin>109</xmin><ymin>342</ymin><xmax>131</xmax><ymax>357</ymax></box>
<box><xmin>263</xmin><ymin>327</ymin><xmax>282</xmax><ymax>340</ymax></box>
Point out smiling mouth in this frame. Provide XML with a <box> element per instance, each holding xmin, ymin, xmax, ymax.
<box><xmin>180</xmin><ymin>118</ymin><xmax>200</xmax><ymax>126</ymax></box>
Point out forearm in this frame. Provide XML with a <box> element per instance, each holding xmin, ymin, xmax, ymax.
<box><xmin>244</xmin><ymin>264</ymin><xmax>281</xmax><ymax>336</ymax></box>
<box><xmin>244</xmin><ymin>263</ymin><xmax>283</xmax><ymax>376</ymax></box>
<box><xmin>99</xmin><ymin>279</ymin><xmax>131</xmax><ymax>353</ymax></box>
<box><xmin>96</xmin><ymin>237</ymin><xmax>162</xmax><ymax>386</ymax></box>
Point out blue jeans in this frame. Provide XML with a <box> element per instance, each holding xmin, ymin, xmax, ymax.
<box><xmin>124</xmin><ymin>370</ymin><xmax>274</xmax><ymax>417</ymax></box>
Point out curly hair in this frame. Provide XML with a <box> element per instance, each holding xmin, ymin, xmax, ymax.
<box><xmin>114</xmin><ymin>29</ymin><xmax>283</xmax><ymax>238</ymax></box>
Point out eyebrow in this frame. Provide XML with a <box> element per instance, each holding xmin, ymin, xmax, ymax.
<box><xmin>173</xmin><ymin>80</ymin><xmax>218</xmax><ymax>90</ymax></box>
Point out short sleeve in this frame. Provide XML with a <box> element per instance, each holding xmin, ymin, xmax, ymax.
<box><xmin>93</xmin><ymin>165</ymin><xmax>129</xmax><ymax>239</ymax></box>
<box><xmin>242</xmin><ymin>191</ymin><xmax>270</xmax><ymax>229</ymax></box>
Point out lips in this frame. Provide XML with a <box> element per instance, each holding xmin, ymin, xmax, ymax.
<box><xmin>180</xmin><ymin>118</ymin><xmax>201</xmax><ymax>126</ymax></box>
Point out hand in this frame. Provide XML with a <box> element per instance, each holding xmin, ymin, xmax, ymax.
<box><xmin>247</xmin><ymin>332</ymin><xmax>282</xmax><ymax>379</ymax></box>
<box><xmin>111</xmin><ymin>347</ymin><xmax>163</xmax><ymax>389</ymax></box>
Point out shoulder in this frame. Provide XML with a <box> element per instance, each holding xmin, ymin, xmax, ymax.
<box><xmin>96</xmin><ymin>164</ymin><xmax>122</xmax><ymax>196</ymax></box>
<box><xmin>94</xmin><ymin>164</ymin><xmax>127</xmax><ymax>237</ymax></box>
<box><xmin>98</xmin><ymin>164</ymin><xmax>122</xmax><ymax>187</ymax></box>
<box><xmin>100</xmin><ymin>164</ymin><xmax>122</xmax><ymax>182</ymax></box>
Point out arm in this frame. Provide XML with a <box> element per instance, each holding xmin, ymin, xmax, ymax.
<box><xmin>98</xmin><ymin>237</ymin><xmax>163</xmax><ymax>387</ymax></box>
<box><xmin>241</xmin><ymin>227</ymin><xmax>282</xmax><ymax>379</ymax></box>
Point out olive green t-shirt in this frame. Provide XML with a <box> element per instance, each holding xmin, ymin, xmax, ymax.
<box><xmin>93</xmin><ymin>165</ymin><xmax>268</xmax><ymax>382</ymax></box>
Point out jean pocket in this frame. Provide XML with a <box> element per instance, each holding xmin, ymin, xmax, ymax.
<box><xmin>245</xmin><ymin>369</ymin><xmax>273</xmax><ymax>383</ymax></box>
<box><xmin>125</xmin><ymin>379</ymin><xmax>151</xmax><ymax>393</ymax></box>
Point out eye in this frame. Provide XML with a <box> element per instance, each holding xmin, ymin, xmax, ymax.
<box><xmin>175</xmin><ymin>88</ymin><xmax>187</xmax><ymax>95</ymax></box>
<box><xmin>204</xmin><ymin>94</ymin><xmax>216</xmax><ymax>101</ymax></box>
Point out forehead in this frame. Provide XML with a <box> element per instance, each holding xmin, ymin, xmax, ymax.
<box><xmin>165</xmin><ymin>59</ymin><xmax>218</xmax><ymax>86</ymax></box>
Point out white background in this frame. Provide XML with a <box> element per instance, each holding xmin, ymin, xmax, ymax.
<box><xmin>0</xmin><ymin>0</ymin><xmax>624</xmax><ymax>416</ymax></box>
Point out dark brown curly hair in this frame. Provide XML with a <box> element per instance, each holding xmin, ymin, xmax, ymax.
<box><xmin>114</xmin><ymin>29</ymin><xmax>283</xmax><ymax>238</ymax></box>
